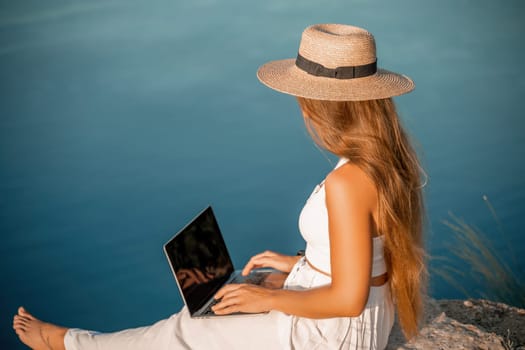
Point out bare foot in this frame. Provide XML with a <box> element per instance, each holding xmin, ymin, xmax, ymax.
<box><xmin>13</xmin><ymin>307</ymin><xmax>67</xmax><ymax>350</ymax></box>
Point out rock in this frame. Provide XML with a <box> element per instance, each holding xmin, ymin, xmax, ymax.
<box><xmin>437</xmin><ymin>298</ymin><xmax>525</xmax><ymax>348</ymax></box>
<box><xmin>387</xmin><ymin>297</ymin><xmax>524</xmax><ymax>349</ymax></box>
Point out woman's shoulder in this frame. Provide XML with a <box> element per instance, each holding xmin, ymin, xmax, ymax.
<box><xmin>324</xmin><ymin>161</ymin><xmax>377</xmax><ymax>210</ymax></box>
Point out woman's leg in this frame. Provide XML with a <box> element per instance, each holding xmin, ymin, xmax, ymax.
<box><xmin>14</xmin><ymin>306</ymin><xmax>288</xmax><ymax>350</ymax></box>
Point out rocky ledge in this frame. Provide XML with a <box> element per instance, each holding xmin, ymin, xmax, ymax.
<box><xmin>387</xmin><ymin>297</ymin><xmax>525</xmax><ymax>350</ymax></box>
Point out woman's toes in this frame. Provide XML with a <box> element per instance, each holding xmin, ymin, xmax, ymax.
<box><xmin>13</xmin><ymin>321</ymin><xmax>23</xmax><ymax>331</ymax></box>
<box><xmin>14</xmin><ymin>328</ymin><xmax>25</xmax><ymax>337</ymax></box>
<box><xmin>13</xmin><ymin>323</ymin><xmax>26</xmax><ymax>332</ymax></box>
<box><xmin>14</xmin><ymin>314</ymin><xmax>28</xmax><ymax>322</ymax></box>
<box><xmin>13</xmin><ymin>317</ymin><xmax>28</xmax><ymax>329</ymax></box>
<box><xmin>19</xmin><ymin>306</ymin><xmax>36</xmax><ymax>320</ymax></box>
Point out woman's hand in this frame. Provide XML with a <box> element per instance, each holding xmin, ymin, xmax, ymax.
<box><xmin>242</xmin><ymin>251</ymin><xmax>301</xmax><ymax>276</ymax></box>
<box><xmin>212</xmin><ymin>284</ymin><xmax>276</xmax><ymax>315</ymax></box>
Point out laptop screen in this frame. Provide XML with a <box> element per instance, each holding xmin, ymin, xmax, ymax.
<box><xmin>164</xmin><ymin>206</ymin><xmax>235</xmax><ymax>314</ymax></box>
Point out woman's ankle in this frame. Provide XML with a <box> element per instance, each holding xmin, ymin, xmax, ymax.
<box><xmin>42</xmin><ymin>323</ymin><xmax>68</xmax><ymax>350</ymax></box>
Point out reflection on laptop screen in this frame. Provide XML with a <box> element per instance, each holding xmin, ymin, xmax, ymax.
<box><xmin>164</xmin><ymin>207</ymin><xmax>234</xmax><ymax>314</ymax></box>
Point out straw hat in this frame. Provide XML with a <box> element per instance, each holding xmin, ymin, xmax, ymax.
<box><xmin>257</xmin><ymin>24</ymin><xmax>414</xmax><ymax>101</ymax></box>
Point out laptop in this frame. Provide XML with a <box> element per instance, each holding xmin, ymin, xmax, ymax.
<box><xmin>164</xmin><ymin>206</ymin><xmax>275</xmax><ymax>317</ymax></box>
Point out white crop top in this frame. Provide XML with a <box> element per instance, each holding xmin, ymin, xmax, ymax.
<box><xmin>298</xmin><ymin>158</ymin><xmax>387</xmax><ymax>278</ymax></box>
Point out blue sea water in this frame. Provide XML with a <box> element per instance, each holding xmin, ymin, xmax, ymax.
<box><xmin>1</xmin><ymin>0</ymin><xmax>524</xmax><ymax>348</ymax></box>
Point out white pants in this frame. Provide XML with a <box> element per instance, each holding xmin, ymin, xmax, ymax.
<box><xmin>65</xmin><ymin>307</ymin><xmax>285</xmax><ymax>350</ymax></box>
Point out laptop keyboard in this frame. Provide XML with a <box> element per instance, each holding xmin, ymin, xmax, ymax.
<box><xmin>232</xmin><ymin>272</ymin><xmax>269</xmax><ymax>285</ymax></box>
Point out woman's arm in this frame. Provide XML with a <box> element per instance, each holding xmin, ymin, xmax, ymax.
<box><xmin>213</xmin><ymin>163</ymin><xmax>377</xmax><ymax>318</ymax></box>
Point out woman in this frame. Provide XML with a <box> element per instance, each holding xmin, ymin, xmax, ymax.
<box><xmin>13</xmin><ymin>23</ymin><xmax>427</xmax><ymax>350</ymax></box>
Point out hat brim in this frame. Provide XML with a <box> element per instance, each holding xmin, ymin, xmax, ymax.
<box><xmin>257</xmin><ymin>59</ymin><xmax>414</xmax><ymax>101</ymax></box>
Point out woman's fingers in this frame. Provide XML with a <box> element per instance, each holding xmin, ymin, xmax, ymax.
<box><xmin>242</xmin><ymin>251</ymin><xmax>281</xmax><ymax>275</ymax></box>
<box><xmin>212</xmin><ymin>295</ymin><xmax>242</xmax><ymax>314</ymax></box>
<box><xmin>242</xmin><ymin>260</ymin><xmax>265</xmax><ymax>276</ymax></box>
<box><xmin>244</xmin><ymin>254</ymin><xmax>301</xmax><ymax>275</ymax></box>
<box><xmin>212</xmin><ymin>285</ymin><xmax>254</xmax><ymax>314</ymax></box>
<box><xmin>213</xmin><ymin>285</ymin><xmax>246</xmax><ymax>314</ymax></box>
<box><xmin>212</xmin><ymin>284</ymin><xmax>274</xmax><ymax>315</ymax></box>
<box><xmin>212</xmin><ymin>303</ymin><xmax>240</xmax><ymax>315</ymax></box>
<box><xmin>241</xmin><ymin>251</ymin><xmax>301</xmax><ymax>276</ymax></box>
<box><xmin>214</xmin><ymin>283</ymin><xmax>243</xmax><ymax>300</ymax></box>
<box><xmin>242</xmin><ymin>257</ymin><xmax>278</xmax><ymax>276</ymax></box>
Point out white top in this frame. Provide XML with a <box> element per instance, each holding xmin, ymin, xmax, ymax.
<box><xmin>298</xmin><ymin>158</ymin><xmax>387</xmax><ymax>277</ymax></box>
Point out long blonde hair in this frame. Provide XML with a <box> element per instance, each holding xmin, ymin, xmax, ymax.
<box><xmin>297</xmin><ymin>96</ymin><xmax>428</xmax><ymax>340</ymax></box>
